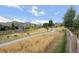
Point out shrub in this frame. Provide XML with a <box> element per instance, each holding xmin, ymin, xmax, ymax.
<box><xmin>14</xmin><ymin>35</ymin><xmax>18</xmax><ymax>37</ymax></box>
<box><xmin>7</xmin><ymin>36</ymin><xmax>10</xmax><ymax>39</ymax></box>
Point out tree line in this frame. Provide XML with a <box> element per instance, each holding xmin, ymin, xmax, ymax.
<box><xmin>63</xmin><ymin>7</ymin><xmax>79</xmax><ymax>31</ymax></box>
<box><xmin>0</xmin><ymin>23</ymin><xmax>18</xmax><ymax>31</ymax></box>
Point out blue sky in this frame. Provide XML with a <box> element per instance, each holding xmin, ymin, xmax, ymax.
<box><xmin>0</xmin><ymin>5</ymin><xmax>79</xmax><ymax>24</ymax></box>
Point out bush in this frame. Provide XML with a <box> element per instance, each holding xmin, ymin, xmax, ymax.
<box><xmin>7</xmin><ymin>36</ymin><xmax>10</xmax><ymax>39</ymax></box>
<box><xmin>14</xmin><ymin>35</ymin><xmax>18</xmax><ymax>37</ymax></box>
<box><xmin>69</xmin><ymin>27</ymin><xmax>75</xmax><ymax>32</ymax></box>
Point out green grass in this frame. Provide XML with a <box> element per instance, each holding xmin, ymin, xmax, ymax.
<box><xmin>54</xmin><ymin>31</ymin><xmax>67</xmax><ymax>53</ymax></box>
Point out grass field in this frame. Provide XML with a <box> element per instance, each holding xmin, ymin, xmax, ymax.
<box><xmin>0</xmin><ymin>28</ymin><xmax>47</xmax><ymax>44</ymax></box>
<box><xmin>0</xmin><ymin>28</ymin><xmax>66</xmax><ymax>53</ymax></box>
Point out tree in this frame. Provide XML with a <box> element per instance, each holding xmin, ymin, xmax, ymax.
<box><xmin>73</xmin><ymin>15</ymin><xmax>79</xmax><ymax>30</ymax></box>
<box><xmin>0</xmin><ymin>25</ymin><xmax>5</xmax><ymax>31</ymax></box>
<box><xmin>48</xmin><ymin>20</ymin><xmax>54</xmax><ymax>27</ymax></box>
<box><xmin>4</xmin><ymin>26</ymin><xmax>10</xmax><ymax>30</ymax></box>
<box><xmin>11</xmin><ymin>23</ymin><xmax>16</xmax><ymax>30</ymax></box>
<box><xmin>43</xmin><ymin>23</ymin><xmax>49</xmax><ymax>32</ymax></box>
<box><xmin>25</xmin><ymin>24</ymin><xmax>34</xmax><ymax>35</ymax></box>
<box><xmin>0</xmin><ymin>25</ymin><xmax>3</xmax><ymax>31</ymax></box>
<box><xmin>63</xmin><ymin>7</ymin><xmax>76</xmax><ymax>28</ymax></box>
<box><xmin>0</xmin><ymin>25</ymin><xmax>10</xmax><ymax>31</ymax></box>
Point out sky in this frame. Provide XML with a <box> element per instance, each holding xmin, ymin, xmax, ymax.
<box><xmin>0</xmin><ymin>5</ymin><xmax>79</xmax><ymax>24</ymax></box>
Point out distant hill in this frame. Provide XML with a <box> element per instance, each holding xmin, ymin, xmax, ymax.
<box><xmin>0</xmin><ymin>21</ymin><xmax>42</xmax><ymax>31</ymax></box>
<box><xmin>0</xmin><ymin>21</ymin><xmax>31</xmax><ymax>26</ymax></box>
<box><xmin>0</xmin><ymin>21</ymin><xmax>31</xmax><ymax>31</ymax></box>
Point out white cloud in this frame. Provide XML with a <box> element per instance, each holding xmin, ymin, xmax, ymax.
<box><xmin>0</xmin><ymin>16</ymin><xmax>11</xmax><ymax>23</ymax></box>
<box><xmin>4</xmin><ymin>5</ymin><xmax>23</xmax><ymax>11</ymax></box>
<box><xmin>0</xmin><ymin>16</ymin><xmax>48</xmax><ymax>24</ymax></box>
<box><xmin>0</xmin><ymin>16</ymin><xmax>26</xmax><ymax>23</ymax></box>
<box><xmin>40</xmin><ymin>11</ymin><xmax>45</xmax><ymax>15</ymax></box>
<box><xmin>31</xmin><ymin>19</ymin><xmax>48</xmax><ymax>24</ymax></box>
<box><xmin>30</xmin><ymin>6</ymin><xmax>45</xmax><ymax>16</ymax></box>
<box><xmin>12</xmin><ymin>17</ymin><xmax>26</xmax><ymax>23</ymax></box>
<box><xmin>32</xmin><ymin>6</ymin><xmax>38</xmax><ymax>10</ymax></box>
<box><xmin>31</xmin><ymin>6</ymin><xmax>39</xmax><ymax>16</ymax></box>
<box><xmin>5</xmin><ymin>5</ymin><xmax>20</xmax><ymax>8</ymax></box>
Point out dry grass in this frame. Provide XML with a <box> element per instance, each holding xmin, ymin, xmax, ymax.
<box><xmin>0</xmin><ymin>29</ymin><xmax>64</xmax><ymax>53</ymax></box>
<box><xmin>29</xmin><ymin>28</ymin><xmax>47</xmax><ymax>34</ymax></box>
<box><xmin>0</xmin><ymin>28</ymin><xmax>47</xmax><ymax>43</ymax></box>
<box><xmin>0</xmin><ymin>32</ymin><xmax>27</xmax><ymax>43</ymax></box>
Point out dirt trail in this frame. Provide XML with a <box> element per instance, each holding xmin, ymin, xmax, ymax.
<box><xmin>0</xmin><ymin>29</ymin><xmax>56</xmax><ymax>47</ymax></box>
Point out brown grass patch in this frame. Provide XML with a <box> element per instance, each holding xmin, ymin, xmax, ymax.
<box><xmin>0</xmin><ymin>29</ymin><xmax>64</xmax><ymax>53</ymax></box>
